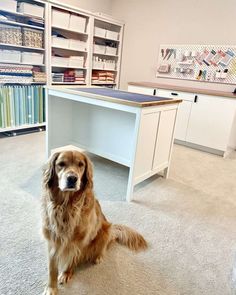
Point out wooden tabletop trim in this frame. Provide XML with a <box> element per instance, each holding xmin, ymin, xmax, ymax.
<box><xmin>128</xmin><ymin>82</ymin><xmax>236</xmax><ymax>99</ymax></box>
<box><xmin>47</xmin><ymin>86</ymin><xmax>182</xmax><ymax>108</ymax></box>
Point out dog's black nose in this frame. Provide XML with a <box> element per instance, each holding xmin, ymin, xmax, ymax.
<box><xmin>67</xmin><ymin>175</ymin><xmax>78</xmax><ymax>188</ymax></box>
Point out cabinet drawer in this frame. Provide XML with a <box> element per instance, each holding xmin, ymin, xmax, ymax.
<box><xmin>157</xmin><ymin>89</ymin><xmax>196</xmax><ymax>102</ymax></box>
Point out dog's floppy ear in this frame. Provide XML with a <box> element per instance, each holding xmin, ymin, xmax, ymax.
<box><xmin>43</xmin><ymin>152</ymin><xmax>60</xmax><ymax>189</ymax></box>
<box><xmin>83</xmin><ymin>154</ymin><xmax>93</xmax><ymax>190</ymax></box>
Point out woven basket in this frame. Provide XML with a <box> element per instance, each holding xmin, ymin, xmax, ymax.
<box><xmin>22</xmin><ymin>28</ymin><xmax>43</xmax><ymax>48</ymax></box>
<box><xmin>0</xmin><ymin>25</ymin><xmax>22</xmax><ymax>45</ymax></box>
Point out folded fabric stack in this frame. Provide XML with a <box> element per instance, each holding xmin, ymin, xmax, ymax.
<box><xmin>92</xmin><ymin>71</ymin><xmax>115</xmax><ymax>84</ymax></box>
<box><xmin>51</xmin><ymin>70</ymin><xmax>85</xmax><ymax>83</ymax></box>
<box><xmin>0</xmin><ymin>85</ymin><xmax>45</xmax><ymax>128</ymax></box>
<box><xmin>0</xmin><ymin>64</ymin><xmax>33</xmax><ymax>84</ymax></box>
<box><xmin>33</xmin><ymin>67</ymin><xmax>46</xmax><ymax>83</ymax></box>
<box><xmin>74</xmin><ymin>70</ymin><xmax>85</xmax><ymax>83</ymax></box>
<box><xmin>28</xmin><ymin>18</ymin><xmax>45</xmax><ymax>29</ymax></box>
<box><xmin>51</xmin><ymin>73</ymin><xmax>64</xmax><ymax>83</ymax></box>
<box><xmin>64</xmin><ymin>70</ymin><xmax>75</xmax><ymax>83</ymax></box>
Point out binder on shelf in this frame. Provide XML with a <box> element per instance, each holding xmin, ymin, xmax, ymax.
<box><xmin>0</xmin><ymin>85</ymin><xmax>45</xmax><ymax>129</ymax></box>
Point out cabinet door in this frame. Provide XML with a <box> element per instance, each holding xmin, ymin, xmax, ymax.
<box><xmin>186</xmin><ymin>94</ymin><xmax>236</xmax><ymax>151</ymax></box>
<box><xmin>134</xmin><ymin>111</ymin><xmax>160</xmax><ymax>181</ymax></box>
<box><xmin>175</xmin><ymin>100</ymin><xmax>192</xmax><ymax>141</ymax></box>
<box><xmin>153</xmin><ymin>109</ymin><xmax>177</xmax><ymax>171</ymax></box>
<box><xmin>128</xmin><ymin>85</ymin><xmax>154</xmax><ymax>95</ymax></box>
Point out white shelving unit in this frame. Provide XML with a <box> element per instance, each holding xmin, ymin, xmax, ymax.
<box><xmin>0</xmin><ymin>0</ymin><xmax>48</xmax><ymax>133</ymax></box>
<box><xmin>0</xmin><ymin>0</ymin><xmax>124</xmax><ymax>133</ymax></box>
<box><xmin>49</xmin><ymin>3</ymin><xmax>90</xmax><ymax>85</ymax></box>
<box><xmin>48</xmin><ymin>2</ymin><xmax>124</xmax><ymax>87</ymax></box>
<box><xmin>91</xmin><ymin>15</ymin><xmax>123</xmax><ymax>88</ymax></box>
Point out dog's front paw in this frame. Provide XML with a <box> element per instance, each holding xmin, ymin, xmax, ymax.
<box><xmin>43</xmin><ymin>286</ymin><xmax>58</xmax><ymax>295</ymax></box>
<box><xmin>58</xmin><ymin>270</ymin><xmax>73</xmax><ymax>285</ymax></box>
<box><xmin>94</xmin><ymin>255</ymin><xmax>104</xmax><ymax>264</ymax></box>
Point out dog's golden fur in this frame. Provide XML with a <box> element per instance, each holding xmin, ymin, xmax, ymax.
<box><xmin>42</xmin><ymin>150</ymin><xmax>147</xmax><ymax>295</ymax></box>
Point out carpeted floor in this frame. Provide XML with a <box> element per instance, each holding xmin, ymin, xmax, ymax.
<box><xmin>0</xmin><ymin>132</ymin><xmax>236</xmax><ymax>295</ymax></box>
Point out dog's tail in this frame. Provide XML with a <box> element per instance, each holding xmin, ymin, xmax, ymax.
<box><xmin>111</xmin><ymin>224</ymin><xmax>148</xmax><ymax>251</ymax></box>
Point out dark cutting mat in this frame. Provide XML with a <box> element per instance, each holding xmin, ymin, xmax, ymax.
<box><xmin>69</xmin><ymin>87</ymin><xmax>172</xmax><ymax>103</ymax></box>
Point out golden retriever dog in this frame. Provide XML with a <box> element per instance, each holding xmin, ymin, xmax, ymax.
<box><xmin>42</xmin><ymin>150</ymin><xmax>147</xmax><ymax>295</ymax></box>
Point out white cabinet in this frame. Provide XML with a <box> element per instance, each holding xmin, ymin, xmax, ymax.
<box><xmin>175</xmin><ymin>100</ymin><xmax>192</xmax><ymax>141</ymax></box>
<box><xmin>186</xmin><ymin>94</ymin><xmax>236</xmax><ymax>151</ymax></box>
<box><xmin>128</xmin><ymin>84</ymin><xmax>236</xmax><ymax>155</ymax></box>
<box><xmin>133</xmin><ymin>106</ymin><xmax>177</xmax><ymax>184</ymax></box>
<box><xmin>128</xmin><ymin>85</ymin><xmax>154</xmax><ymax>95</ymax></box>
<box><xmin>155</xmin><ymin>89</ymin><xmax>195</xmax><ymax>141</ymax></box>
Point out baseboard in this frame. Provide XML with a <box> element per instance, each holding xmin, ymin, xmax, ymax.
<box><xmin>174</xmin><ymin>139</ymin><xmax>224</xmax><ymax>156</ymax></box>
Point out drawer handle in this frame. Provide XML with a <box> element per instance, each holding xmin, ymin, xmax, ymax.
<box><xmin>171</xmin><ymin>92</ymin><xmax>178</xmax><ymax>96</ymax></box>
<box><xmin>153</xmin><ymin>89</ymin><xmax>156</xmax><ymax>95</ymax></box>
<box><xmin>194</xmin><ymin>95</ymin><xmax>198</xmax><ymax>103</ymax></box>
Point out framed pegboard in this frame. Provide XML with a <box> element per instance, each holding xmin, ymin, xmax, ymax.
<box><xmin>156</xmin><ymin>45</ymin><xmax>236</xmax><ymax>84</ymax></box>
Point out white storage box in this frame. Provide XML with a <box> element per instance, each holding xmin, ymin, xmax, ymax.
<box><xmin>2</xmin><ymin>0</ymin><xmax>17</xmax><ymax>13</ymax></box>
<box><xmin>52</xmin><ymin>10</ymin><xmax>70</xmax><ymax>29</ymax></box>
<box><xmin>51</xmin><ymin>56</ymin><xmax>69</xmax><ymax>67</ymax></box>
<box><xmin>18</xmin><ymin>2</ymin><xmax>44</xmax><ymax>18</ymax></box>
<box><xmin>93</xmin><ymin>60</ymin><xmax>104</xmax><ymax>70</ymax></box>
<box><xmin>104</xmin><ymin>61</ymin><xmax>116</xmax><ymax>70</ymax></box>
<box><xmin>69</xmin><ymin>39</ymin><xmax>86</xmax><ymax>51</ymax></box>
<box><xmin>106</xmin><ymin>30</ymin><xmax>119</xmax><ymax>40</ymax></box>
<box><xmin>69</xmin><ymin>56</ymin><xmax>84</xmax><ymax>68</ymax></box>
<box><xmin>52</xmin><ymin>36</ymin><xmax>69</xmax><ymax>49</ymax></box>
<box><xmin>105</xmin><ymin>46</ymin><xmax>117</xmax><ymax>55</ymax></box>
<box><xmin>94</xmin><ymin>27</ymin><xmax>106</xmax><ymax>38</ymax></box>
<box><xmin>0</xmin><ymin>49</ymin><xmax>21</xmax><ymax>63</ymax></box>
<box><xmin>94</xmin><ymin>44</ymin><xmax>106</xmax><ymax>54</ymax></box>
<box><xmin>69</xmin><ymin>14</ymin><xmax>86</xmax><ymax>33</ymax></box>
<box><xmin>21</xmin><ymin>52</ymin><xmax>44</xmax><ymax>65</ymax></box>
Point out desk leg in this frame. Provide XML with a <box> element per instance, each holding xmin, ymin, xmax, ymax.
<box><xmin>163</xmin><ymin>167</ymin><xmax>169</xmax><ymax>179</ymax></box>
<box><xmin>126</xmin><ymin>168</ymin><xmax>135</xmax><ymax>202</ymax></box>
<box><xmin>125</xmin><ymin>110</ymin><xmax>141</xmax><ymax>202</ymax></box>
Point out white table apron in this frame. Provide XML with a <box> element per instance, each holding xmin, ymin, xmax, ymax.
<box><xmin>46</xmin><ymin>89</ymin><xmax>179</xmax><ymax>201</ymax></box>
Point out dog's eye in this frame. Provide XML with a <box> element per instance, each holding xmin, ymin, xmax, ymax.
<box><xmin>58</xmin><ymin>162</ymin><xmax>65</xmax><ymax>167</ymax></box>
<box><xmin>78</xmin><ymin>161</ymin><xmax>84</xmax><ymax>167</ymax></box>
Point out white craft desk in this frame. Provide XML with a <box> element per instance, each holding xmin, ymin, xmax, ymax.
<box><xmin>46</xmin><ymin>87</ymin><xmax>182</xmax><ymax>201</ymax></box>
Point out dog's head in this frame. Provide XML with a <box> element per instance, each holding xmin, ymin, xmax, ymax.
<box><xmin>43</xmin><ymin>150</ymin><xmax>93</xmax><ymax>192</ymax></box>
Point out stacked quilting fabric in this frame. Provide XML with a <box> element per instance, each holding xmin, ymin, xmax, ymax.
<box><xmin>33</xmin><ymin>67</ymin><xmax>46</xmax><ymax>83</ymax></box>
<box><xmin>0</xmin><ymin>64</ymin><xmax>33</xmax><ymax>84</ymax></box>
<box><xmin>52</xmin><ymin>70</ymin><xmax>85</xmax><ymax>83</ymax></box>
<box><xmin>74</xmin><ymin>70</ymin><xmax>85</xmax><ymax>83</ymax></box>
<box><xmin>92</xmin><ymin>71</ymin><xmax>115</xmax><ymax>84</ymax></box>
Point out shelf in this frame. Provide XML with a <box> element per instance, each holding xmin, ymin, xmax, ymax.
<box><xmin>93</xmin><ymin>52</ymin><xmax>118</xmax><ymax>57</ymax></box>
<box><xmin>52</xmin><ymin>82</ymin><xmax>86</xmax><ymax>85</ymax></box>
<box><xmin>94</xmin><ymin>35</ymin><xmax>120</xmax><ymax>42</ymax></box>
<box><xmin>52</xmin><ymin>65</ymin><xmax>87</xmax><ymax>70</ymax></box>
<box><xmin>52</xmin><ymin>26</ymin><xmax>88</xmax><ymax>36</ymax></box>
<box><xmin>0</xmin><ymin>19</ymin><xmax>44</xmax><ymax>30</ymax></box>
<box><xmin>0</xmin><ymin>82</ymin><xmax>46</xmax><ymax>85</ymax></box>
<box><xmin>0</xmin><ymin>9</ymin><xmax>44</xmax><ymax>21</ymax></box>
<box><xmin>0</xmin><ymin>61</ymin><xmax>45</xmax><ymax>67</ymax></box>
<box><xmin>0</xmin><ymin>123</ymin><xmax>46</xmax><ymax>133</ymax></box>
<box><xmin>52</xmin><ymin>46</ymin><xmax>87</xmax><ymax>54</ymax></box>
<box><xmin>92</xmin><ymin>82</ymin><xmax>116</xmax><ymax>85</ymax></box>
<box><xmin>92</xmin><ymin>68</ymin><xmax>117</xmax><ymax>71</ymax></box>
<box><xmin>0</xmin><ymin>43</ymin><xmax>45</xmax><ymax>51</ymax></box>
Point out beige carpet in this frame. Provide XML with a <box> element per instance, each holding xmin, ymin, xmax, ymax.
<box><xmin>0</xmin><ymin>132</ymin><xmax>236</xmax><ymax>295</ymax></box>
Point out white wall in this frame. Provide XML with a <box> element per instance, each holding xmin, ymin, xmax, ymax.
<box><xmin>111</xmin><ymin>0</ymin><xmax>236</xmax><ymax>92</ymax></box>
<box><xmin>53</xmin><ymin>0</ymin><xmax>112</xmax><ymax>14</ymax></box>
